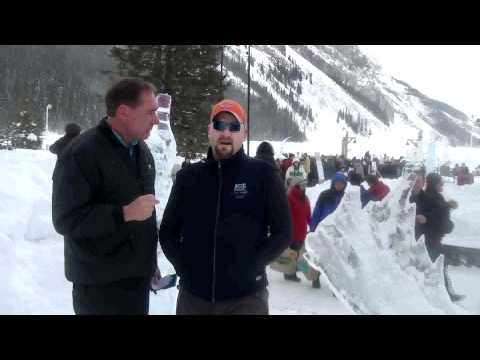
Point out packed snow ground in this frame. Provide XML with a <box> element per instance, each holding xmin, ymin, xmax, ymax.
<box><xmin>1</xmin><ymin>149</ymin><xmax>479</xmax><ymax>314</ymax></box>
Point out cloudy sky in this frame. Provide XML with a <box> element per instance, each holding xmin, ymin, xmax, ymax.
<box><xmin>359</xmin><ymin>45</ymin><xmax>480</xmax><ymax>120</ymax></box>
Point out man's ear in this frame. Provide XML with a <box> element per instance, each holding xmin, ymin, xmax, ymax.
<box><xmin>117</xmin><ymin>104</ymin><xmax>129</xmax><ymax>121</ymax></box>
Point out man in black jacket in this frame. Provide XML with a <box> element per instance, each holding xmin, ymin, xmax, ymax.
<box><xmin>52</xmin><ymin>78</ymin><xmax>161</xmax><ymax>314</ymax></box>
<box><xmin>159</xmin><ymin>99</ymin><xmax>291</xmax><ymax>315</ymax></box>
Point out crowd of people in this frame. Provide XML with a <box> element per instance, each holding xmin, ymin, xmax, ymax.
<box><xmin>49</xmin><ymin>77</ymin><xmax>469</xmax><ymax>315</ymax></box>
<box><xmin>266</xmin><ymin>146</ymin><xmax>392</xmax><ymax>290</ymax></box>
<box><xmin>271</xmin><ymin>149</ymin><xmax>465</xmax><ymax>302</ymax></box>
<box><xmin>452</xmin><ymin>163</ymin><xmax>474</xmax><ymax>186</ymax></box>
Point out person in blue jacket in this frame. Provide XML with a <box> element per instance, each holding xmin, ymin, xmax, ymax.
<box><xmin>310</xmin><ymin>172</ymin><xmax>348</xmax><ymax>232</ymax></box>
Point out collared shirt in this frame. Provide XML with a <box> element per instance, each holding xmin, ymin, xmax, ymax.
<box><xmin>111</xmin><ymin>128</ymin><xmax>139</xmax><ymax>159</ymax></box>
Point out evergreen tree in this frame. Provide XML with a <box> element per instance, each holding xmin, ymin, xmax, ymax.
<box><xmin>110</xmin><ymin>45</ymin><xmax>226</xmax><ymax>153</ymax></box>
<box><xmin>12</xmin><ymin>110</ymin><xmax>42</xmax><ymax>149</ymax></box>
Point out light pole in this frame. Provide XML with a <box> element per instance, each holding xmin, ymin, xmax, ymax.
<box><xmin>341</xmin><ymin>131</ymin><xmax>356</xmax><ymax>159</ymax></box>
<box><xmin>471</xmin><ymin>114</ymin><xmax>475</xmax><ymax>148</ymax></box>
<box><xmin>45</xmin><ymin>104</ymin><xmax>52</xmax><ymax>134</ymax></box>
<box><xmin>45</xmin><ymin>104</ymin><xmax>52</xmax><ymax>149</ymax></box>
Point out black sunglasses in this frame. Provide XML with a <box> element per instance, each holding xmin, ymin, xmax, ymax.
<box><xmin>212</xmin><ymin>118</ymin><xmax>242</xmax><ymax>132</ymax></box>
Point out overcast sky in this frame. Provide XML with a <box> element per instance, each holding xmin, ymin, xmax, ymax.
<box><xmin>359</xmin><ymin>45</ymin><xmax>480</xmax><ymax>120</ymax></box>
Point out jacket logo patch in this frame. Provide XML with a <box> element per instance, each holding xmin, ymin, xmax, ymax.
<box><xmin>233</xmin><ymin>183</ymin><xmax>248</xmax><ymax>199</ymax></box>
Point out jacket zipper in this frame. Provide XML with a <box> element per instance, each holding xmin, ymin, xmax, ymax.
<box><xmin>212</xmin><ymin>161</ymin><xmax>222</xmax><ymax>303</ymax></box>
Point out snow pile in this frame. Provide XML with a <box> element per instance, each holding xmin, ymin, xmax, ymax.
<box><xmin>0</xmin><ymin>149</ymin><xmax>70</xmax><ymax>313</ymax></box>
<box><xmin>0</xmin><ymin>121</ymin><xmax>178</xmax><ymax>314</ymax></box>
<box><xmin>0</xmin><ymin>136</ymin><xmax>478</xmax><ymax>314</ymax></box>
<box><xmin>304</xmin><ymin>178</ymin><xmax>469</xmax><ymax>314</ymax></box>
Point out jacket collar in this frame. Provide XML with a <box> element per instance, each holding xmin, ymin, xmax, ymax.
<box><xmin>206</xmin><ymin>146</ymin><xmax>247</xmax><ymax>168</ymax></box>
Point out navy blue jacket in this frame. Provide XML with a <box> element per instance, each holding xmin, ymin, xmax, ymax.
<box><xmin>310</xmin><ymin>172</ymin><xmax>347</xmax><ymax>232</ymax></box>
<box><xmin>159</xmin><ymin>147</ymin><xmax>291</xmax><ymax>302</ymax></box>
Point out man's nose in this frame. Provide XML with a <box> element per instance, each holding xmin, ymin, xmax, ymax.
<box><xmin>219</xmin><ymin>127</ymin><xmax>232</xmax><ymax>135</ymax></box>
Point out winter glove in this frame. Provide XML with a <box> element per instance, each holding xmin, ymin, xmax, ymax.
<box><xmin>447</xmin><ymin>200</ymin><xmax>458</xmax><ymax>210</ymax></box>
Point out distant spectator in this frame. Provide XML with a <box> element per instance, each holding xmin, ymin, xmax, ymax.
<box><xmin>181</xmin><ymin>152</ymin><xmax>192</xmax><ymax>169</ymax></box>
<box><xmin>281</xmin><ymin>153</ymin><xmax>295</xmax><ymax>182</ymax></box>
<box><xmin>286</xmin><ymin>157</ymin><xmax>306</xmax><ymax>189</ymax></box>
<box><xmin>284</xmin><ymin>177</ymin><xmax>311</xmax><ymax>284</ymax></box>
<box><xmin>302</xmin><ymin>153</ymin><xmax>311</xmax><ymax>177</ymax></box>
<box><xmin>49</xmin><ymin>123</ymin><xmax>82</xmax><ymax>157</ymax></box>
<box><xmin>310</xmin><ymin>172</ymin><xmax>347</xmax><ymax>232</ymax></box>
<box><xmin>411</xmin><ymin>173</ymin><xmax>463</xmax><ymax>302</ymax></box>
<box><xmin>349</xmin><ymin>172</ymin><xmax>363</xmax><ymax>186</ymax></box>
<box><xmin>360</xmin><ymin>175</ymin><xmax>390</xmax><ymax>208</ymax></box>
<box><xmin>255</xmin><ymin>141</ymin><xmax>276</xmax><ymax>168</ymax></box>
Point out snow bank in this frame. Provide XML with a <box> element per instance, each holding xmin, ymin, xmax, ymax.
<box><xmin>0</xmin><ymin>122</ymin><xmax>178</xmax><ymax>314</ymax></box>
<box><xmin>304</xmin><ymin>178</ymin><xmax>468</xmax><ymax>314</ymax></box>
<box><xmin>1</xmin><ymin>134</ymin><xmax>479</xmax><ymax>314</ymax></box>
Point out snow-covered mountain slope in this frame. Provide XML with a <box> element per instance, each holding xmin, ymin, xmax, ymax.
<box><xmin>224</xmin><ymin>45</ymin><xmax>479</xmax><ymax>153</ymax></box>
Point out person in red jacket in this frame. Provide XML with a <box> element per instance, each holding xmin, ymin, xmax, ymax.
<box><xmin>360</xmin><ymin>175</ymin><xmax>390</xmax><ymax>208</ymax></box>
<box><xmin>368</xmin><ymin>175</ymin><xmax>390</xmax><ymax>199</ymax></box>
<box><xmin>284</xmin><ymin>178</ymin><xmax>312</xmax><ymax>284</ymax></box>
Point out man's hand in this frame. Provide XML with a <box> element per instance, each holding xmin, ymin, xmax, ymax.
<box><xmin>123</xmin><ymin>194</ymin><xmax>159</xmax><ymax>222</ymax></box>
<box><xmin>150</xmin><ymin>267</ymin><xmax>162</xmax><ymax>294</ymax></box>
<box><xmin>153</xmin><ymin>267</ymin><xmax>162</xmax><ymax>281</ymax></box>
<box><xmin>416</xmin><ymin>215</ymin><xmax>427</xmax><ymax>224</ymax></box>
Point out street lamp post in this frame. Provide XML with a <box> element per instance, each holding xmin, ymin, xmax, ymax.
<box><xmin>341</xmin><ymin>131</ymin><xmax>356</xmax><ymax>159</ymax></box>
<box><xmin>45</xmin><ymin>104</ymin><xmax>52</xmax><ymax>133</ymax></box>
<box><xmin>45</xmin><ymin>104</ymin><xmax>52</xmax><ymax>149</ymax></box>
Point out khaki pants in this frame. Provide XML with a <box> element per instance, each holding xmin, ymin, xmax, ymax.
<box><xmin>176</xmin><ymin>287</ymin><xmax>269</xmax><ymax>315</ymax></box>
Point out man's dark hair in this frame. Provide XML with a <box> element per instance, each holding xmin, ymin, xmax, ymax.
<box><xmin>105</xmin><ymin>78</ymin><xmax>157</xmax><ymax>117</ymax></box>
